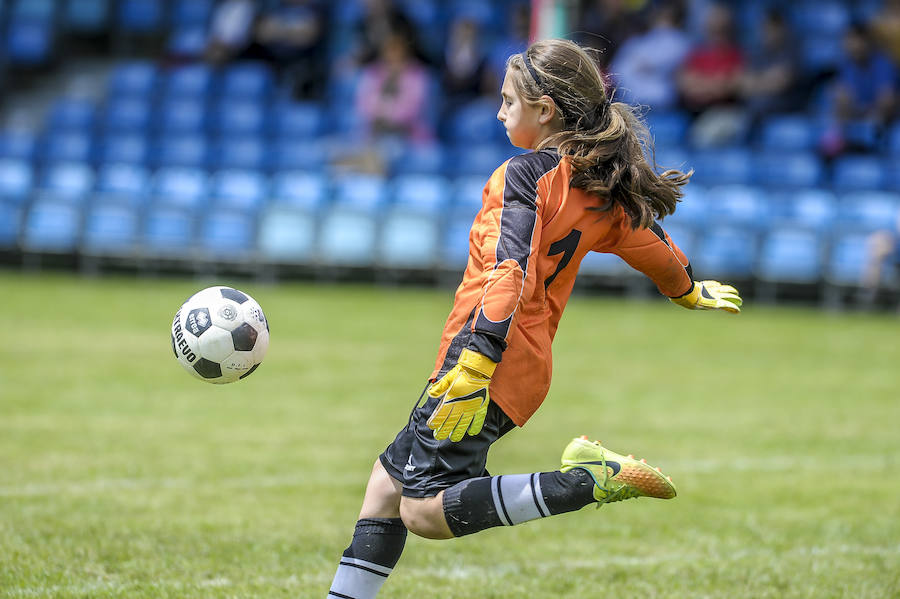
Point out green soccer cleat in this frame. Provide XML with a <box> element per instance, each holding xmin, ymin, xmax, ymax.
<box><xmin>560</xmin><ymin>436</ymin><xmax>677</xmax><ymax>504</ymax></box>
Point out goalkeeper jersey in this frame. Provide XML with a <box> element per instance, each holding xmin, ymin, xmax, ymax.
<box><xmin>430</xmin><ymin>149</ymin><xmax>693</xmax><ymax>426</ymax></box>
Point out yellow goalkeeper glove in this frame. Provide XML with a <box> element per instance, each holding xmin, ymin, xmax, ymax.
<box><xmin>670</xmin><ymin>280</ymin><xmax>742</xmax><ymax>313</ymax></box>
<box><xmin>426</xmin><ymin>348</ymin><xmax>497</xmax><ymax>442</ymax></box>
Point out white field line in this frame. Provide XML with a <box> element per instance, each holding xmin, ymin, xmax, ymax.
<box><xmin>0</xmin><ymin>454</ymin><xmax>896</xmax><ymax>498</ymax></box>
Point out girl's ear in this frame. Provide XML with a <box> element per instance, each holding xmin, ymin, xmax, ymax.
<box><xmin>537</xmin><ymin>95</ymin><xmax>558</xmax><ymax>125</ymax></box>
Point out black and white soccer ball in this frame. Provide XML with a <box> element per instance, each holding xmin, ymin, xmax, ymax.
<box><xmin>171</xmin><ymin>286</ymin><xmax>269</xmax><ymax>384</ymax></box>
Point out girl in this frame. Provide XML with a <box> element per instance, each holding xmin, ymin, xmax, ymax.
<box><xmin>326</xmin><ymin>38</ymin><xmax>742</xmax><ymax>599</ymax></box>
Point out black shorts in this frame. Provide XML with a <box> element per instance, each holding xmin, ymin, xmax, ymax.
<box><xmin>380</xmin><ymin>391</ymin><xmax>516</xmax><ymax>498</ymax></box>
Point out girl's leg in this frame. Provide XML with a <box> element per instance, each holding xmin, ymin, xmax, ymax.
<box><xmin>326</xmin><ymin>460</ymin><xmax>408</xmax><ymax>599</ymax></box>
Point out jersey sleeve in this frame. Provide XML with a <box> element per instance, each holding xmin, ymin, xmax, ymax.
<box><xmin>465</xmin><ymin>155</ymin><xmax>548</xmax><ymax>362</ymax></box>
<box><xmin>607</xmin><ymin>221</ymin><xmax>694</xmax><ymax>298</ymax></box>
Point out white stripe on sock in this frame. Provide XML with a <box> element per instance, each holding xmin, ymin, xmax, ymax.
<box><xmin>532</xmin><ymin>472</ymin><xmax>551</xmax><ymax>517</ymax></box>
<box><xmin>491</xmin><ymin>476</ymin><xmax>512</xmax><ymax>526</ymax></box>
<box><xmin>497</xmin><ymin>473</ymin><xmax>545</xmax><ymax>525</ymax></box>
<box><xmin>329</xmin><ymin>558</ymin><xmax>392</xmax><ymax>599</ymax></box>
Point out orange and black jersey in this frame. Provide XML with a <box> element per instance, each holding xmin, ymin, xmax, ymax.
<box><xmin>431</xmin><ymin>149</ymin><xmax>694</xmax><ymax>426</ymax></box>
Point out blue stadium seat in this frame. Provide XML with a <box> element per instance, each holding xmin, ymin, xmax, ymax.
<box><xmin>790</xmin><ymin>2</ymin><xmax>849</xmax><ymax>36</ymax></box>
<box><xmin>38</xmin><ymin>162</ymin><xmax>94</xmax><ymax>202</ymax></box>
<box><xmin>333</xmin><ymin>174</ymin><xmax>388</xmax><ymax>213</ymax></box>
<box><xmin>0</xmin><ymin>202</ymin><xmax>22</xmax><ymax>248</ymax></box>
<box><xmin>167</xmin><ymin>27</ymin><xmax>207</xmax><ymax>59</ymax></box>
<box><xmin>171</xmin><ymin>0</ymin><xmax>213</xmax><ymax>27</ymax></box>
<box><xmin>318</xmin><ymin>208</ymin><xmax>378</xmax><ymax>266</ymax></box>
<box><xmin>449</xmin><ymin>98</ymin><xmax>505</xmax><ymax>144</ymax></box>
<box><xmin>162</xmin><ymin>63</ymin><xmax>214</xmax><ymax>99</ymax></box>
<box><xmin>96</xmin><ymin>133</ymin><xmax>149</xmax><ymax>165</ymax></box>
<box><xmin>151</xmin><ymin>167</ymin><xmax>209</xmax><ymax>210</ymax></box>
<box><xmin>392</xmin><ymin>174</ymin><xmax>450</xmax><ymax>215</ymax></box>
<box><xmin>39</xmin><ymin>132</ymin><xmax>94</xmax><ymax>164</ymax></box>
<box><xmin>754</xmin><ymin>151</ymin><xmax>824</xmax><ymax>188</ymax></box>
<box><xmin>578</xmin><ymin>251</ymin><xmax>628</xmax><ymax>277</ymax></box>
<box><xmin>116</xmin><ymin>0</ymin><xmax>163</xmax><ymax>32</ymax></box>
<box><xmin>46</xmin><ymin>97</ymin><xmax>97</xmax><ymax>132</ymax></box>
<box><xmin>22</xmin><ymin>200</ymin><xmax>81</xmax><ymax>252</ymax></box>
<box><xmin>0</xmin><ymin>159</ymin><xmax>34</xmax><ymax>205</ymax></box>
<box><xmin>103</xmin><ymin>97</ymin><xmax>153</xmax><ymax>132</ymax></box>
<box><xmin>157</xmin><ymin>98</ymin><xmax>208</xmax><ymax>134</ymax></box>
<box><xmin>659</xmin><ymin>221</ymin><xmax>696</xmax><ymax>258</ymax></box>
<box><xmin>210</xmin><ymin>99</ymin><xmax>267</xmax><ymax>136</ymax></box>
<box><xmin>212</xmin><ymin>136</ymin><xmax>266</xmax><ymax>170</ymax></box>
<box><xmin>452</xmin><ymin>175</ymin><xmax>488</xmax><ymax>215</ymax></box>
<box><xmin>757</xmin><ymin>229</ymin><xmax>823</xmax><ymax>283</ymax></box>
<box><xmin>378</xmin><ymin>210</ymin><xmax>440</xmax><ymax>268</ymax></box>
<box><xmin>450</xmin><ymin>144</ymin><xmax>511</xmax><ymax>177</ymax></box>
<box><xmin>142</xmin><ymin>204</ymin><xmax>195</xmax><ymax>256</ymax></box>
<box><xmin>439</xmin><ymin>212</ymin><xmax>476</xmax><ymax>269</ymax></box>
<box><xmin>688</xmin><ymin>148</ymin><xmax>752</xmax><ymax>186</ymax></box>
<box><xmin>271</xmin><ymin>139</ymin><xmax>330</xmax><ymax>171</ymax></box>
<box><xmin>270</xmin><ymin>171</ymin><xmax>329</xmax><ymax>210</ymax></box>
<box><xmin>391</xmin><ymin>143</ymin><xmax>446</xmax><ymax>175</ymax></box>
<box><xmin>220</xmin><ymin>62</ymin><xmax>274</xmax><ymax>99</ymax></box>
<box><xmin>208</xmin><ymin>169</ymin><xmax>269</xmax><ymax>212</ymax></box>
<box><xmin>154</xmin><ymin>134</ymin><xmax>208</xmax><ymax>168</ymax></box>
<box><xmin>707</xmin><ymin>186</ymin><xmax>770</xmax><ymax>231</ymax></box>
<box><xmin>888</xmin><ymin>123</ymin><xmax>900</xmax><ymax>157</ymax></box>
<box><xmin>832</xmin><ymin>156</ymin><xmax>887</xmax><ymax>191</ymax></box>
<box><xmin>94</xmin><ymin>163</ymin><xmax>149</xmax><ymax>206</ymax></box>
<box><xmin>665</xmin><ymin>184</ymin><xmax>709</xmax><ymax>229</ymax></box>
<box><xmin>11</xmin><ymin>0</ymin><xmax>56</xmax><ymax>19</ymax></box>
<box><xmin>760</xmin><ymin>115</ymin><xmax>818</xmax><ymax>151</ymax></box>
<box><xmin>258</xmin><ymin>205</ymin><xmax>317</xmax><ymax>263</ymax></box>
<box><xmin>646</xmin><ymin>111</ymin><xmax>690</xmax><ymax>147</ymax></box>
<box><xmin>198</xmin><ymin>212</ymin><xmax>256</xmax><ymax>258</ymax></box>
<box><xmin>107</xmin><ymin>61</ymin><xmax>158</xmax><ymax>98</ymax></box>
<box><xmin>272</xmin><ymin>101</ymin><xmax>324</xmax><ymax>139</ymax></box>
<box><xmin>772</xmin><ymin>188</ymin><xmax>837</xmax><ymax>232</ymax></box>
<box><xmin>692</xmin><ymin>227</ymin><xmax>757</xmax><ymax>278</ymax></box>
<box><xmin>81</xmin><ymin>202</ymin><xmax>139</xmax><ymax>254</ymax></box>
<box><xmin>826</xmin><ymin>233</ymin><xmax>869</xmax><ymax>286</ymax></box>
<box><xmin>64</xmin><ymin>0</ymin><xmax>110</xmax><ymax>32</ymax></box>
<box><xmin>5</xmin><ymin>18</ymin><xmax>54</xmax><ymax>64</ymax></box>
<box><xmin>0</xmin><ymin>129</ymin><xmax>38</xmax><ymax>161</ymax></box>
<box><xmin>835</xmin><ymin>191</ymin><xmax>900</xmax><ymax>233</ymax></box>
<box><xmin>652</xmin><ymin>146</ymin><xmax>691</xmax><ymax>173</ymax></box>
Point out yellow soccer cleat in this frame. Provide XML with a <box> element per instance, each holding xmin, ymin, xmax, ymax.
<box><xmin>560</xmin><ymin>436</ymin><xmax>677</xmax><ymax>504</ymax></box>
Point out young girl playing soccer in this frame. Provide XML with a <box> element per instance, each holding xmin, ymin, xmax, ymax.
<box><xmin>326</xmin><ymin>38</ymin><xmax>742</xmax><ymax>598</ymax></box>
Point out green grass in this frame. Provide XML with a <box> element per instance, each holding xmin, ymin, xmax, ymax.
<box><xmin>1</xmin><ymin>270</ymin><xmax>899</xmax><ymax>598</ymax></box>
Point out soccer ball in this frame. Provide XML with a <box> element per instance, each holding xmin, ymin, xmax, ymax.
<box><xmin>171</xmin><ymin>286</ymin><xmax>269</xmax><ymax>384</ymax></box>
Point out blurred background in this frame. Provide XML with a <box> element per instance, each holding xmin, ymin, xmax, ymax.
<box><xmin>0</xmin><ymin>0</ymin><xmax>899</xmax><ymax>309</ymax></box>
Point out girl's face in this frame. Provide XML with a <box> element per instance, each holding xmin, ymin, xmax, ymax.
<box><xmin>497</xmin><ymin>70</ymin><xmax>545</xmax><ymax>149</ymax></box>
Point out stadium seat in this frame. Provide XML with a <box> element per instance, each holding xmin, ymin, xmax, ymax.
<box><xmin>578</xmin><ymin>251</ymin><xmax>628</xmax><ymax>277</ymax></box>
<box><xmin>103</xmin><ymin>97</ymin><xmax>153</xmax><ymax>132</ymax></box>
<box><xmin>790</xmin><ymin>1</ymin><xmax>849</xmax><ymax>36</ymax></box>
<box><xmin>10</xmin><ymin>0</ymin><xmax>56</xmax><ymax>19</ymax></box>
<box><xmin>220</xmin><ymin>62</ymin><xmax>274</xmax><ymax>100</ymax></box>
<box><xmin>171</xmin><ymin>0</ymin><xmax>213</xmax><ymax>27</ymax></box>
<box><xmin>211</xmin><ymin>136</ymin><xmax>266</xmax><ymax>170</ymax></box>
<box><xmin>0</xmin><ymin>129</ymin><xmax>38</xmax><ymax>161</ymax></box>
<box><xmin>21</xmin><ymin>200</ymin><xmax>81</xmax><ymax>252</ymax></box>
<box><xmin>692</xmin><ymin>226</ymin><xmax>757</xmax><ymax>278</ymax></box>
<box><xmin>392</xmin><ymin>174</ymin><xmax>450</xmax><ymax>215</ymax></box>
<box><xmin>157</xmin><ymin>98</ymin><xmax>208</xmax><ymax>134</ymax></box>
<box><xmin>378</xmin><ymin>210</ymin><xmax>440</xmax><ymax>268</ymax></box>
<box><xmin>825</xmin><ymin>233</ymin><xmax>869</xmax><ymax>286</ymax></box>
<box><xmin>834</xmin><ymin>191</ymin><xmax>900</xmax><ymax>233</ymax></box>
<box><xmin>659</xmin><ymin>221</ymin><xmax>696</xmax><ymax>258</ymax></box>
<box><xmin>317</xmin><ymin>208</ymin><xmax>378</xmax><ymax>266</ymax></box>
<box><xmin>652</xmin><ymin>146</ymin><xmax>691</xmax><ymax>173</ymax></box>
<box><xmin>754</xmin><ymin>151</ymin><xmax>824</xmax><ymax>189</ymax></box>
<box><xmin>94</xmin><ymin>163</ymin><xmax>149</xmax><ymax>206</ymax></box>
<box><xmin>81</xmin><ymin>202</ymin><xmax>139</xmax><ymax>255</ymax></box>
<box><xmin>211</xmin><ymin>99</ymin><xmax>267</xmax><ymax>136</ymax></box>
<box><xmin>96</xmin><ymin>133</ymin><xmax>149</xmax><ymax>165</ymax></box>
<box><xmin>116</xmin><ymin>0</ymin><xmax>163</xmax><ymax>32</ymax></box>
<box><xmin>39</xmin><ymin>132</ymin><xmax>94</xmax><ymax>164</ymax></box>
<box><xmin>0</xmin><ymin>158</ymin><xmax>34</xmax><ymax>205</ymax></box>
<box><xmin>270</xmin><ymin>171</ymin><xmax>329</xmax><ymax>210</ymax></box>
<box><xmin>688</xmin><ymin>148</ymin><xmax>752</xmax><ymax>186</ymax></box>
<box><xmin>64</xmin><ymin>0</ymin><xmax>110</xmax><ymax>32</ymax></box>
<box><xmin>46</xmin><ymin>98</ymin><xmax>97</xmax><ymax>133</ymax></box>
<box><xmin>272</xmin><ymin>101</ymin><xmax>325</xmax><ymax>139</ymax></box>
<box><xmin>449</xmin><ymin>99</ymin><xmax>506</xmax><ymax>144</ymax></box>
<box><xmin>705</xmin><ymin>185</ymin><xmax>770</xmax><ymax>230</ymax></box>
<box><xmin>832</xmin><ymin>156</ymin><xmax>887</xmax><ymax>191</ymax></box>
<box><xmin>450</xmin><ymin>144</ymin><xmax>511</xmax><ymax>178</ymax></box>
<box><xmin>759</xmin><ymin>115</ymin><xmax>818</xmax><ymax>151</ymax></box>
<box><xmin>888</xmin><ymin>123</ymin><xmax>900</xmax><ymax>157</ymax></box>
<box><xmin>664</xmin><ymin>184</ymin><xmax>709</xmax><ymax>229</ymax></box>
<box><xmin>38</xmin><ymin>162</ymin><xmax>95</xmax><ymax>202</ymax></box>
<box><xmin>162</xmin><ymin>64</ymin><xmax>214</xmax><ymax>99</ymax></box>
<box><xmin>141</xmin><ymin>204</ymin><xmax>195</xmax><ymax>256</ymax></box>
<box><xmin>167</xmin><ymin>27</ymin><xmax>207</xmax><ymax>60</ymax></box>
<box><xmin>271</xmin><ymin>139</ymin><xmax>330</xmax><ymax>172</ymax></box>
<box><xmin>333</xmin><ymin>174</ymin><xmax>388</xmax><ymax>213</ymax></box>
<box><xmin>391</xmin><ymin>143</ymin><xmax>446</xmax><ymax>176</ymax></box>
<box><xmin>154</xmin><ymin>134</ymin><xmax>209</xmax><ymax>168</ymax></box>
<box><xmin>198</xmin><ymin>212</ymin><xmax>256</xmax><ymax>258</ymax></box>
<box><xmin>151</xmin><ymin>167</ymin><xmax>209</xmax><ymax>210</ymax></box>
<box><xmin>0</xmin><ymin>202</ymin><xmax>22</xmax><ymax>248</ymax></box>
<box><xmin>757</xmin><ymin>229</ymin><xmax>823</xmax><ymax>283</ymax></box>
<box><xmin>645</xmin><ymin>111</ymin><xmax>690</xmax><ymax>147</ymax></box>
<box><xmin>5</xmin><ymin>18</ymin><xmax>55</xmax><ymax>65</ymax></box>
<box><xmin>771</xmin><ymin>188</ymin><xmax>837</xmax><ymax>232</ymax></box>
<box><xmin>439</xmin><ymin>212</ymin><xmax>476</xmax><ymax>268</ymax></box>
<box><xmin>107</xmin><ymin>61</ymin><xmax>158</xmax><ymax>98</ymax></box>
<box><xmin>208</xmin><ymin>170</ymin><xmax>269</xmax><ymax>213</ymax></box>
<box><xmin>258</xmin><ymin>205</ymin><xmax>317</xmax><ymax>263</ymax></box>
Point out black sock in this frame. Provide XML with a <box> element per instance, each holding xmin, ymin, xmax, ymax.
<box><xmin>328</xmin><ymin>518</ymin><xmax>407</xmax><ymax>599</ymax></box>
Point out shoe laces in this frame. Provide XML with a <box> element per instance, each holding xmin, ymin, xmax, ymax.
<box><xmin>577</xmin><ymin>444</ymin><xmax>641</xmax><ymax>507</ymax></box>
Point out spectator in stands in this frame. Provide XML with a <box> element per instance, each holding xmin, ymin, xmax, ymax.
<box><xmin>609</xmin><ymin>3</ymin><xmax>690</xmax><ymax>109</ymax></box>
<box><xmin>821</xmin><ymin>22</ymin><xmax>897</xmax><ymax>156</ymax></box>
<box><xmin>738</xmin><ymin>9</ymin><xmax>801</xmax><ymax>126</ymax></box>
<box><xmin>862</xmin><ymin>216</ymin><xmax>900</xmax><ymax>306</ymax></box>
<box><xmin>870</xmin><ymin>0</ymin><xmax>900</xmax><ymax>68</ymax></box>
<box><xmin>204</xmin><ymin>0</ymin><xmax>258</xmax><ymax>64</ymax></box>
<box><xmin>350</xmin><ymin>0</ymin><xmax>428</xmax><ymax>67</ymax></box>
<box><xmin>440</xmin><ymin>18</ymin><xmax>497</xmax><ymax>117</ymax></box>
<box><xmin>676</xmin><ymin>3</ymin><xmax>746</xmax><ymax>147</ymax></box>
<box><xmin>575</xmin><ymin>0</ymin><xmax>649</xmax><ymax>70</ymax></box>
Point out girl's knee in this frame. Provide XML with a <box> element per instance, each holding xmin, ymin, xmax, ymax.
<box><xmin>399</xmin><ymin>495</ymin><xmax>454</xmax><ymax>540</ymax></box>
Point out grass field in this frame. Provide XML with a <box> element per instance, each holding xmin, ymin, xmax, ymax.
<box><xmin>1</xmin><ymin>270</ymin><xmax>899</xmax><ymax>598</ymax></box>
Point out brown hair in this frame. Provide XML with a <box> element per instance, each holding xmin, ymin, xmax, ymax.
<box><xmin>507</xmin><ymin>39</ymin><xmax>691</xmax><ymax>229</ymax></box>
